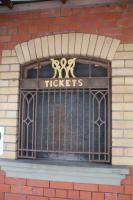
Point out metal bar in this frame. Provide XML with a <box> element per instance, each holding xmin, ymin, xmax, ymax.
<box><xmin>98</xmin><ymin>96</ymin><xmax>101</xmax><ymax>161</ymax></box>
<box><xmin>52</xmin><ymin>89</ymin><xmax>55</xmax><ymax>151</ymax></box>
<box><xmin>64</xmin><ymin>88</ymin><xmax>67</xmax><ymax>151</ymax></box>
<box><xmin>58</xmin><ymin>88</ymin><xmax>61</xmax><ymax>151</ymax></box>
<box><xmin>41</xmin><ymin>90</ymin><xmax>44</xmax><ymax>150</ymax></box>
<box><xmin>82</xmin><ymin>89</ymin><xmax>85</xmax><ymax>152</ymax></box>
<box><xmin>32</xmin><ymin>93</ymin><xmax>35</xmax><ymax>158</ymax></box>
<box><xmin>21</xmin><ymin>92</ymin><xmax>25</xmax><ymax>157</ymax></box>
<box><xmin>104</xmin><ymin>92</ymin><xmax>107</xmax><ymax>161</ymax></box>
<box><xmin>92</xmin><ymin>93</ymin><xmax>95</xmax><ymax>161</ymax></box>
<box><xmin>34</xmin><ymin>91</ymin><xmax>38</xmax><ymax>159</ymax></box>
<box><xmin>88</xmin><ymin>89</ymin><xmax>91</xmax><ymax>161</ymax></box>
<box><xmin>47</xmin><ymin>89</ymin><xmax>50</xmax><ymax>151</ymax></box>
<box><xmin>18</xmin><ymin>148</ymin><xmax>109</xmax><ymax>154</ymax></box>
<box><xmin>70</xmin><ymin>89</ymin><xmax>73</xmax><ymax>151</ymax></box>
<box><xmin>76</xmin><ymin>89</ymin><xmax>79</xmax><ymax>152</ymax></box>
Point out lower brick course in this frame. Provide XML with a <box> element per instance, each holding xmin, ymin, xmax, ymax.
<box><xmin>0</xmin><ymin>168</ymin><xmax>133</xmax><ymax>200</ymax></box>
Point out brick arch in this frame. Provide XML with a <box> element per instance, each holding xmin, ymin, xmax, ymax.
<box><xmin>14</xmin><ymin>33</ymin><xmax>120</xmax><ymax>65</ymax></box>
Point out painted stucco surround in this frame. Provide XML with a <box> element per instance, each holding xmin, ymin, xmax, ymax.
<box><xmin>0</xmin><ymin>32</ymin><xmax>133</xmax><ymax>165</ymax></box>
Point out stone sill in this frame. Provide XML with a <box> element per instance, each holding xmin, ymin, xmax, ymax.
<box><xmin>0</xmin><ymin>159</ymin><xmax>128</xmax><ymax>186</ymax></box>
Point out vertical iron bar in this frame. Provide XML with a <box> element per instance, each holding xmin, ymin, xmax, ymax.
<box><xmin>58</xmin><ymin>88</ymin><xmax>61</xmax><ymax>151</ymax></box>
<box><xmin>104</xmin><ymin>93</ymin><xmax>107</xmax><ymax>161</ymax></box>
<box><xmin>21</xmin><ymin>92</ymin><xmax>25</xmax><ymax>157</ymax></box>
<box><xmin>77</xmin><ymin>89</ymin><xmax>79</xmax><ymax>152</ymax></box>
<box><xmin>18</xmin><ymin>65</ymin><xmax>22</xmax><ymax>158</ymax></box>
<box><xmin>108</xmin><ymin>89</ymin><xmax>111</xmax><ymax>162</ymax></box>
<box><xmin>52</xmin><ymin>89</ymin><xmax>55</xmax><ymax>151</ymax></box>
<box><xmin>64</xmin><ymin>88</ymin><xmax>67</xmax><ymax>151</ymax></box>
<box><xmin>34</xmin><ymin>90</ymin><xmax>38</xmax><ymax>159</ymax></box>
<box><xmin>32</xmin><ymin>93</ymin><xmax>35</xmax><ymax>158</ymax></box>
<box><xmin>47</xmin><ymin>89</ymin><xmax>50</xmax><ymax>151</ymax></box>
<box><xmin>26</xmin><ymin>95</ymin><xmax>30</xmax><ymax>157</ymax></box>
<box><xmin>70</xmin><ymin>89</ymin><xmax>73</xmax><ymax>151</ymax></box>
<box><xmin>82</xmin><ymin>89</ymin><xmax>85</xmax><ymax>152</ymax></box>
<box><xmin>92</xmin><ymin>93</ymin><xmax>95</xmax><ymax>161</ymax></box>
<box><xmin>34</xmin><ymin>62</ymin><xmax>39</xmax><ymax>159</ymax></box>
<box><xmin>41</xmin><ymin>90</ymin><xmax>45</xmax><ymax>150</ymax></box>
<box><xmin>88</xmin><ymin>89</ymin><xmax>91</xmax><ymax>161</ymax></box>
<box><xmin>98</xmin><ymin>99</ymin><xmax>101</xmax><ymax>161</ymax></box>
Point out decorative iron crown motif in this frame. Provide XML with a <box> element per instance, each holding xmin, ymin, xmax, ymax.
<box><xmin>51</xmin><ymin>58</ymin><xmax>76</xmax><ymax>79</ymax></box>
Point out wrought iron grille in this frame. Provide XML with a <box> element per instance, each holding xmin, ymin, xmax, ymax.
<box><xmin>18</xmin><ymin>59</ymin><xmax>111</xmax><ymax>163</ymax></box>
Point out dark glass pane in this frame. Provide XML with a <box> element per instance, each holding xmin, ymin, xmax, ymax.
<box><xmin>27</xmin><ymin>61</ymin><xmax>107</xmax><ymax>79</ymax></box>
<box><xmin>38</xmin><ymin>64</ymin><xmax>54</xmax><ymax>78</ymax></box>
<box><xmin>91</xmin><ymin>64</ymin><xmax>107</xmax><ymax>77</ymax></box>
<box><xmin>74</xmin><ymin>63</ymin><xmax>90</xmax><ymax>77</ymax></box>
<box><xmin>27</xmin><ymin>68</ymin><xmax>37</xmax><ymax>78</ymax></box>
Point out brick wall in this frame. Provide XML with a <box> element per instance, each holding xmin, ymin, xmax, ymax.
<box><xmin>1</xmin><ymin>4</ymin><xmax>133</xmax><ymax>56</ymax></box>
<box><xmin>0</xmin><ymin>3</ymin><xmax>133</xmax><ymax>165</ymax></box>
<box><xmin>0</xmin><ymin>168</ymin><xmax>133</xmax><ymax>200</ymax></box>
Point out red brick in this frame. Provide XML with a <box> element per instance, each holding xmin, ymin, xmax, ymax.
<box><xmin>0</xmin><ymin>193</ymin><xmax>4</xmax><ymax>200</ymax></box>
<box><xmin>123</xmin><ymin>28</ymin><xmax>133</xmax><ymax>35</ymax></box>
<box><xmin>74</xmin><ymin>183</ymin><xmax>98</xmax><ymax>192</ymax></box>
<box><xmin>118</xmin><ymin>194</ymin><xmax>131</xmax><ymax>200</ymax></box>
<box><xmin>0</xmin><ymin>171</ymin><xmax>6</xmax><ymax>176</ymax></box>
<box><xmin>48</xmin><ymin>24</ymin><xmax>60</xmax><ymax>34</ymax></box>
<box><xmin>68</xmin><ymin>190</ymin><xmax>79</xmax><ymax>199</ymax></box>
<box><xmin>132</xmin><ymin>177</ymin><xmax>133</xmax><ymax>184</ymax></box>
<box><xmin>92</xmin><ymin>192</ymin><xmax>104</xmax><ymax>200</ymax></box>
<box><xmin>50</xmin><ymin>181</ymin><xmax>73</xmax><ymax>190</ymax></box>
<box><xmin>45</xmin><ymin>188</ymin><xmax>55</xmax><ymax>197</ymax></box>
<box><xmin>11</xmin><ymin>34</ymin><xmax>31</xmax><ymax>42</ymax></box>
<box><xmin>49</xmin><ymin>198</ymin><xmax>68</xmax><ymax>200</ymax></box>
<box><xmin>125</xmin><ymin>186</ymin><xmax>133</xmax><ymax>194</ymax></box>
<box><xmin>28</xmin><ymin>25</ymin><xmax>48</xmax><ymax>34</ymax></box>
<box><xmin>40</xmin><ymin>9</ymin><xmax>60</xmax><ymax>18</ymax></box>
<box><xmin>121</xmin><ymin>176</ymin><xmax>132</xmax><ymax>185</ymax></box>
<box><xmin>27</xmin><ymin>196</ymin><xmax>48</xmax><ymax>200</ymax></box>
<box><xmin>32</xmin><ymin>187</ymin><xmax>44</xmax><ymax>196</ymax></box>
<box><xmin>105</xmin><ymin>193</ymin><xmax>118</xmax><ymax>200</ymax></box>
<box><xmin>0</xmin><ymin>184</ymin><xmax>10</xmax><ymax>192</ymax></box>
<box><xmin>8</xmin><ymin>27</ymin><xmax>18</xmax><ymax>35</ymax></box>
<box><xmin>120</xmin><ymin>35</ymin><xmax>133</xmax><ymax>43</ymax></box>
<box><xmin>5</xmin><ymin>193</ymin><xmax>26</xmax><ymax>200</ymax></box>
<box><xmin>11</xmin><ymin>185</ymin><xmax>32</xmax><ymax>194</ymax></box>
<box><xmin>118</xmin><ymin>18</ymin><xmax>129</xmax><ymax>27</ymax></box>
<box><xmin>0</xmin><ymin>175</ymin><xmax>5</xmax><ymax>184</ymax></box>
<box><xmin>0</xmin><ymin>36</ymin><xmax>11</xmax><ymax>42</ymax></box>
<box><xmin>6</xmin><ymin>42</ymin><xmax>17</xmax><ymax>49</ymax></box>
<box><xmin>80</xmin><ymin>191</ymin><xmax>91</xmax><ymax>200</ymax></box>
<box><xmin>27</xmin><ymin>179</ymin><xmax>49</xmax><ymax>188</ymax></box>
<box><xmin>5</xmin><ymin>177</ymin><xmax>26</xmax><ymax>185</ymax></box>
<box><xmin>56</xmin><ymin>189</ymin><xmax>67</xmax><ymax>198</ymax></box>
<box><xmin>82</xmin><ymin>5</ymin><xmax>126</xmax><ymax>14</ymax></box>
<box><xmin>61</xmin><ymin>8</ymin><xmax>72</xmax><ymax>16</ymax></box>
<box><xmin>99</xmin><ymin>185</ymin><xmax>124</xmax><ymax>193</ymax></box>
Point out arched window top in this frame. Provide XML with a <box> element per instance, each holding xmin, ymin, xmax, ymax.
<box><xmin>22</xmin><ymin>58</ymin><xmax>110</xmax><ymax>80</ymax></box>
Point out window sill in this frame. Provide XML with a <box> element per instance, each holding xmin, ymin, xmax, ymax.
<box><xmin>0</xmin><ymin>159</ymin><xmax>128</xmax><ymax>186</ymax></box>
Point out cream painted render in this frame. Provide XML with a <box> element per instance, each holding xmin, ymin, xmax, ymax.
<box><xmin>0</xmin><ymin>32</ymin><xmax>133</xmax><ymax>165</ymax></box>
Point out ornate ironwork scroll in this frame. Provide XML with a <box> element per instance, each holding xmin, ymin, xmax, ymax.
<box><xmin>51</xmin><ymin>58</ymin><xmax>76</xmax><ymax>78</ymax></box>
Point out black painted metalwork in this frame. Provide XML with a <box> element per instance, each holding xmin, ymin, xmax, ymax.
<box><xmin>18</xmin><ymin>59</ymin><xmax>111</xmax><ymax>163</ymax></box>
